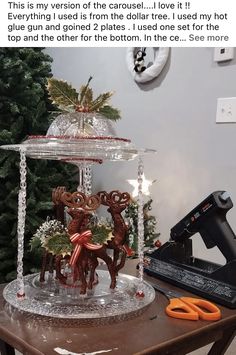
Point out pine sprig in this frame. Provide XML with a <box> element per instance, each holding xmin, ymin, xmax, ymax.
<box><xmin>99</xmin><ymin>105</ymin><xmax>121</xmax><ymax>121</ymax></box>
<box><xmin>88</xmin><ymin>92</ymin><xmax>113</xmax><ymax>112</ymax></box>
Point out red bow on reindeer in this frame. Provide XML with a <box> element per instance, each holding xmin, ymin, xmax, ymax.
<box><xmin>69</xmin><ymin>230</ymin><xmax>103</xmax><ymax>266</ymax></box>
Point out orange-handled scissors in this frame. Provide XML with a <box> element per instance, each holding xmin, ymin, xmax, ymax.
<box><xmin>151</xmin><ymin>284</ymin><xmax>221</xmax><ymax>321</ymax></box>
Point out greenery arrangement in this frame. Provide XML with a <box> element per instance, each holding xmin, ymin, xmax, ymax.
<box><xmin>0</xmin><ymin>48</ymin><xmax>76</xmax><ymax>282</ymax></box>
<box><xmin>47</xmin><ymin>76</ymin><xmax>121</xmax><ymax>121</ymax></box>
<box><xmin>30</xmin><ymin>218</ymin><xmax>113</xmax><ymax>257</ymax></box>
<box><xmin>30</xmin><ymin>219</ymin><xmax>73</xmax><ymax>257</ymax></box>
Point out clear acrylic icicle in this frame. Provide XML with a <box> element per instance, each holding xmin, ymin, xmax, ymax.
<box><xmin>84</xmin><ymin>165</ymin><xmax>92</xmax><ymax>195</ymax></box>
<box><xmin>16</xmin><ymin>148</ymin><xmax>27</xmax><ymax>298</ymax></box>
<box><xmin>136</xmin><ymin>156</ymin><xmax>145</xmax><ymax>298</ymax></box>
<box><xmin>76</xmin><ymin>164</ymin><xmax>92</xmax><ymax>195</ymax></box>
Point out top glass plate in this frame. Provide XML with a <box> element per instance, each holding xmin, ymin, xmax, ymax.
<box><xmin>1</xmin><ymin>112</ymin><xmax>156</xmax><ymax>161</ymax></box>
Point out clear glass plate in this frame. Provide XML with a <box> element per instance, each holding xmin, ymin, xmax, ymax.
<box><xmin>3</xmin><ymin>270</ymin><xmax>155</xmax><ymax>325</ymax></box>
<box><xmin>0</xmin><ymin>113</ymin><xmax>156</xmax><ymax>161</ymax></box>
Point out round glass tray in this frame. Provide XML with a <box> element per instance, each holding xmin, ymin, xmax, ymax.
<box><xmin>0</xmin><ymin>112</ymin><xmax>156</xmax><ymax>161</ymax></box>
<box><xmin>3</xmin><ymin>270</ymin><xmax>155</xmax><ymax>325</ymax></box>
<box><xmin>1</xmin><ymin>137</ymin><xmax>155</xmax><ymax>162</ymax></box>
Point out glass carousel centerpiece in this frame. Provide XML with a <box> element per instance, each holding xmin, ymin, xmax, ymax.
<box><xmin>1</xmin><ymin>77</ymin><xmax>156</xmax><ymax>324</ymax></box>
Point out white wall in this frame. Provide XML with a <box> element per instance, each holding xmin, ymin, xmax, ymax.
<box><xmin>46</xmin><ymin>47</ymin><xmax>236</xmax><ymax>264</ymax></box>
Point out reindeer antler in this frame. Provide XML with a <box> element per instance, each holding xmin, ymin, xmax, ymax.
<box><xmin>109</xmin><ymin>190</ymin><xmax>130</xmax><ymax>210</ymax></box>
<box><xmin>60</xmin><ymin>191</ymin><xmax>101</xmax><ymax>212</ymax></box>
<box><xmin>52</xmin><ymin>186</ymin><xmax>66</xmax><ymax>205</ymax></box>
<box><xmin>97</xmin><ymin>191</ymin><xmax>109</xmax><ymax>206</ymax></box>
<box><xmin>98</xmin><ymin>190</ymin><xmax>130</xmax><ymax>210</ymax></box>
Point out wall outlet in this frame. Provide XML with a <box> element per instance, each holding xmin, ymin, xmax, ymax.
<box><xmin>216</xmin><ymin>97</ymin><xmax>236</xmax><ymax>123</ymax></box>
<box><xmin>214</xmin><ymin>48</ymin><xmax>234</xmax><ymax>62</ymax></box>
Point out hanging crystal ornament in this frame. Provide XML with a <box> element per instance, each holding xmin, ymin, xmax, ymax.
<box><xmin>16</xmin><ymin>148</ymin><xmax>27</xmax><ymax>298</ymax></box>
<box><xmin>63</xmin><ymin>158</ymin><xmax>100</xmax><ymax>196</ymax></box>
<box><xmin>76</xmin><ymin>115</ymin><xmax>87</xmax><ymax>194</ymax></box>
<box><xmin>76</xmin><ymin>164</ymin><xmax>92</xmax><ymax>195</ymax></box>
<box><xmin>84</xmin><ymin>165</ymin><xmax>92</xmax><ymax>195</ymax></box>
<box><xmin>136</xmin><ymin>156</ymin><xmax>145</xmax><ymax>298</ymax></box>
<box><xmin>77</xmin><ymin>165</ymin><xmax>84</xmax><ymax>193</ymax></box>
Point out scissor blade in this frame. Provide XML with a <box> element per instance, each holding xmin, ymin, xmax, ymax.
<box><xmin>149</xmin><ymin>282</ymin><xmax>181</xmax><ymax>299</ymax></box>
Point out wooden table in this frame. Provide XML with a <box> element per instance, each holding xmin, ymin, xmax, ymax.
<box><xmin>0</xmin><ymin>261</ymin><xmax>236</xmax><ymax>355</ymax></box>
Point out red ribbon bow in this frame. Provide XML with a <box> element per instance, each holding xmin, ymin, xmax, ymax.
<box><xmin>69</xmin><ymin>230</ymin><xmax>103</xmax><ymax>266</ymax></box>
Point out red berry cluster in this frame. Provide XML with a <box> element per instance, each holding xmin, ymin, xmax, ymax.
<box><xmin>75</xmin><ymin>105</ymin><xmax>90</xmax><ymax>112</ymax></box>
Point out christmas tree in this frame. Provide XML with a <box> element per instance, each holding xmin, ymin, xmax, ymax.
<box><xmin>0</xmin><ymin>48</ymin><xmax>76</xmax><ymax>282</ymax></box>
<box><xmin>125</xmin><ymin>199</ymin><xmax>160</xmax><ymax>255</ymax></box>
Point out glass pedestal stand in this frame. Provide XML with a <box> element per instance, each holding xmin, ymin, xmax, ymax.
<box><xmin>3</xmin><ymin>269</ymin><xmax>155</xmax><ymax>326</ymax></box>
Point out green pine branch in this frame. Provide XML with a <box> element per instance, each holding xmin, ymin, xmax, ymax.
<box><xmin>0</xmin><ymin>48</ymin><xmax>77</xmax><ymax>282</ymax></box>
<box><xmin>88</xmin><ymin>92</ymin><xmax>113</xmax><ymax>112</ymax></box>
<box><xmin>99</xmin><ymin>105</ymin><xmax>121</xmax><ymax>121</ymax></box>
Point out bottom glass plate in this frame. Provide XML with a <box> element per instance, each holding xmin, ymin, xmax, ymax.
<box><xmin>3</xmin><ymin>270</ymin><xmax>155</xmax><ymax>325</ymax></box>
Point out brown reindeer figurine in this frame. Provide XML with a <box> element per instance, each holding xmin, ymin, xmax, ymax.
<box><xmin>79</xmin><ymin>190</ymin><xmax>131</xmax><ymax>294</ymax></box>
<box><xmin>60</xmin><ymin>191</ymin><xmax>103</xmax><ymax>293</ymax></box>
<box><xmin>98</xmin><ymin>190</ymin><xmax>131</xmax><ymax>273</ymax></box>
<box><xmin>60</xmin><ymin>190</ymin><xmax>130</xmax><ymax>294</ymax></box>
<box><xmin>39</xmin><ymin>188</ymin><xmax>131</xmax><ymax>296</ymax></box>
<box><xmin>40</xmin><ymin>188</ymin><xmax>99</xmax><ymax>284</ymax></box>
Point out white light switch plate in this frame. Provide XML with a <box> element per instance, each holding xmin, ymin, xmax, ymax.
<box><xmin>216</xmin><ymin>97</ymin><xmax>236</xmax><ymax>123</ymax></box>
<box><xmin>214</xmin><ymin>48</ymin><xmax>234</xmax><ymax>62</ymax></box>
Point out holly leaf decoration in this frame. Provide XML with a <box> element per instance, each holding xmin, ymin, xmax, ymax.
<box><xmin>91</xmin><ymin>225</ymin><xmax>112</xmax><ymax>245</ymax></box>
<box><xmin>47</xmin><ymin>77</ymin><xmax>121</xmax><ymax>120</ymax></box>
<box><xmin>47</xmin><ymin>78</ymin><xmax>79</xmax><ymax>110</ymax></box>
<box><xmin>43</xmin><ymin>232</ymin><xmax>73</xmax><ymax>256</ymax></box>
